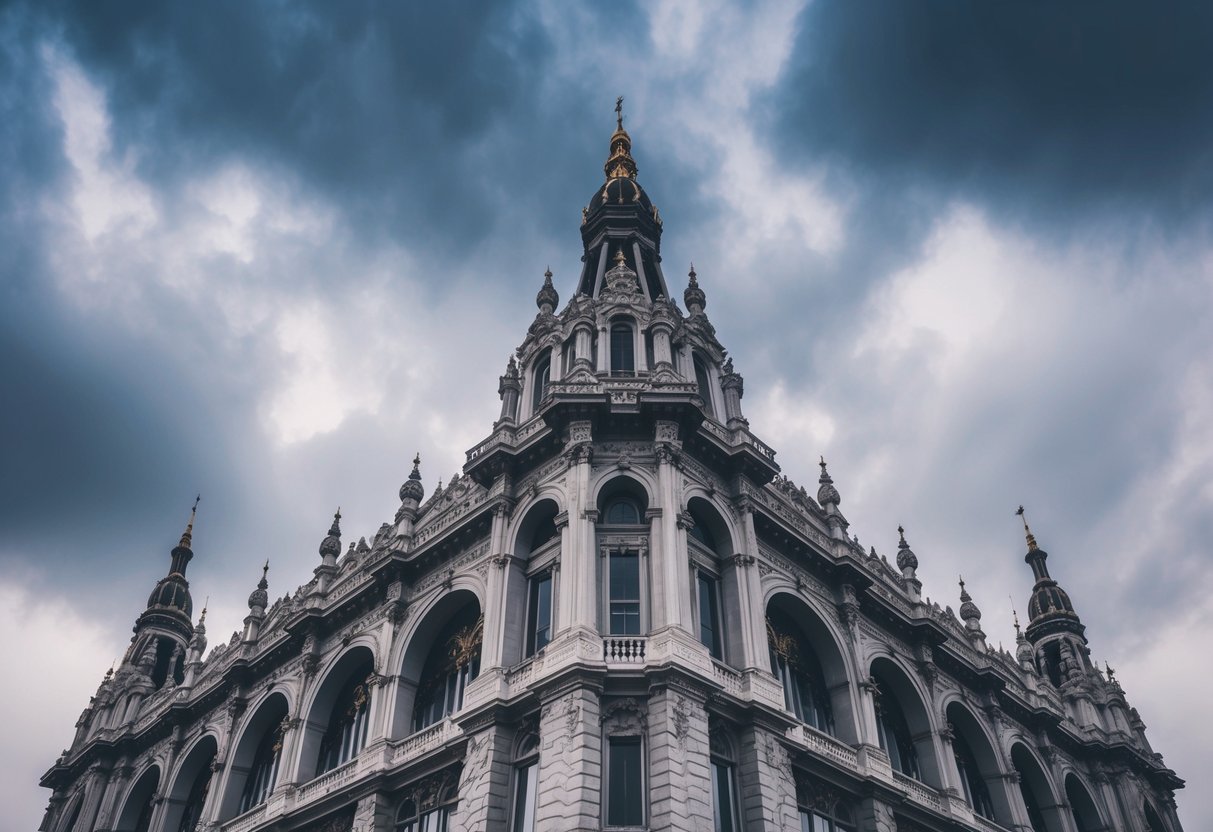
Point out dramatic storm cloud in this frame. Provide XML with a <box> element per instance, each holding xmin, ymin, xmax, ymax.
<box><xmin>2</xmin><ymin>2</ymin><xmax>1210</xmax><ymax>828</ymax></box>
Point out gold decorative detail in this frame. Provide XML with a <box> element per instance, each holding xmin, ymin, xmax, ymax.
<box><xmin>448</xmin><ymin>614</ymin><xmax>484</xmax><ymax>670</ymax></box>
<box><xmin>1016</xmin><ymin>505</ymin><xmax>1038</xmax><ymax>550</ymax></box>
<box><xmin>179</xmin><ymin>495</ymin><xmax>201</xmax><ymax>548</ymax></box>
<box><xmin>766</xmin><ymin>617</ymin><xmax>799</xmax><ymax>665</ymax></box>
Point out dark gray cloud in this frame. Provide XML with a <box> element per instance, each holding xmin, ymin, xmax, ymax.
<box><xmin>770</xmin><ymin>0</ymin><xmax>1213</xmax><ymax>228</ymax></box>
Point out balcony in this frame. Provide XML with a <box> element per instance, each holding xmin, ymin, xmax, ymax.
<box><xmin>603</xmin><ymin>636</ymin><xmax>646</xmax><ymax>664</ymax></box>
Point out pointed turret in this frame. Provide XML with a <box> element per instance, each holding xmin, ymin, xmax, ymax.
<box><xmin>1016</xmin><ymin>506</ymin><xmax>1085</xmax><ymax>644</ymax></box>
<box><xmin>684</xmin><ymin>264</ymin><xmax>706</xmax><ymax>315</ymax></box>
<box><xmin>536</xmin><ymin>267</ymin><xmax>559</xmax><ymax>314</ymax></box>
<box><xmin>958</xmin><ymin>576</ymin><xmax>987</xmax><ymax>649</ymax></box>
<box><xmin>313</xmin><ymin>508</ymin><xmax>342</xmax><ymax>596</ymax></box>
<box><xmin>895</xmin><ymin>525</ymin><xmax>923</xmax><ymax>602</ymax></box>
<box><xmin>133</xmin><ymin>497</ymin><xmax>200</xmax><ymax>657</ymax></box>
<box><xmin>576</xmin><ymin>98</ymin><xmax>668</xmax><ymax>300</ymax></box>
<box><xmin>244</xmin><ymin>561</ymin><xmax>270</xmax><ymax>643</ymax></box>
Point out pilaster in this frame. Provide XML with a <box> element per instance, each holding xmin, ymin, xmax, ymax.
<box><xmin>535</xmin><ymin>685</ymin><xmax>602</xmax><ymax>831</ymax></box>
<box><xmin>736</xmin><ymin>725</ymin><xmax>799</xmax><ymax>831</ymax></box>
<box><xmin>647</xmin><ymin>685</ymin><xmax>714</xmax><ymax>831</ymax></box>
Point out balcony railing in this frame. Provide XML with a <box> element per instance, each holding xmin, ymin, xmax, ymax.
<box><xmin>603</xmin><ymin>637</ymin><xmax>646</xmax><ymax>663</ymax></box>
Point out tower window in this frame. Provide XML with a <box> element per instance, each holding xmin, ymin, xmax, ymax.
<box><xmin>767</xmin><ymin>611</ymin><xmax>835</xmax><ymax>735</ymax></box>
<box><xmin>694</xmin><ymin>355</ymin><xmax>715</xmax><ymax>417</ymax></box>
<box><xmin>412</xmin><ymin>609</ymin><xmax>482</xmax><ymax>732</ymax></box>
<box><xmin>531</xmin><ymin>354</ymin><xmax>551</xmax><ymax>413</ymax></box>
<box><xmin>604</xmin><ymin>497</ymin><xmax>641</xmax><ymax>525</ymax></box>
<box><xmin>610</xmin><ymin>323</ymin><xmax>635</xmax><ymax>375</ymax></box>
<box><xmin>317</xmin><ymin>668</ymin><xmax>372</xmax><ymax>775</ymax></box>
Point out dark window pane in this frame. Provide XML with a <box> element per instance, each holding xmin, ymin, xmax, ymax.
<box><xmin>527</xmin><ymin>574</ymin><xmax>553</xmax><ymax>655</ymax></box>
<box><xmin>694</xmin><ymin>357</ymin><xmax>714</xmax><ymax>417</ymax></box>
<box><xmin>532</xmin><ymin>357</ymin><xmax>551</xmax><ymax>412</ymax></box>
<box><xmin>610</xmin><ymin>323</ymin><xmax>635</xmax><ymax>374</ymax></box>
<box><xmin>609</xmin><ymin>552</ymin><xmax>640</xmax><ymax>599</ymax></box>
<box><xmin>512</xmin><ymin>762</ymin><xmax>537</xmax><ymax>832</ymax></box>
<box><xmin>698</xmin><ymin>574</ymin><xmax>722</xmax><ymax>659</ymax></box>
<box><xmin>605</xmin><ymin>499</ymin><xmax>641</xmax><ymax>525</ymax></box>
<box><xmin>712</xmin><ymin>761</ymin><xmax>736</xmax><ymax>832</ymax></box>
<box><xmin>607</xmin><ymin>738</ymin><xmax>643</xmax><ymax>826</ymax></box>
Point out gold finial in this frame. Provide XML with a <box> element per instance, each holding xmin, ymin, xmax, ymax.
<box><xmin>1016</xmin><ymin>505</ymin><xmax>1038</xmax><ymax>551</ymax></box>
<box><xmin>614</xmin><ymin>248</ymin><xmax>627</xmax><ymax>267</ymax></box>
<box><xmin>179</xmin><ymin>494</ymin><xmax>200</xmax><ymax>548</ymax></box>
<box><xmin>604</xmin><ymin>96</ymin><xmax>638</xmax><ymax>180</ymax></box>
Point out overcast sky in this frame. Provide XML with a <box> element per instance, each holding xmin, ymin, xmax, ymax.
<box><xmin>3</xmin><ymin>2</ymin><xmax>1211</xmax><ymax>829</ymax></box>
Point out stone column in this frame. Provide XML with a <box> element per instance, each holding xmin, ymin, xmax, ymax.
<box><xmin>534</xmin><ymin>686</ymin><xmax>602</xmax><ymax>831</ymax></box>
<box><xmin>651</xmin><ymin>422</ymin><xmax>688</xmax><ymax>633</ymax></box>
<box><xmin>556</xmin><ymin>423</ymin><xmax>597</xmax><ymax>637</ymax></box>
<box><xmin>596</xmin><ymin>322</ymin><xmax>609</xmax><ymax>373</ymax></box>
<box><xmin>736</xmin><ymin>725</ymin><xmax>800</xmax><ymax>831</ymax></box>
<box><xmin>480</xmin><ymin>502</ymin><xmax>513</xmax><ymax>672</ymax></box>
<box><xmin>91</xmin><ymin>763</ymin><xmax>132</xmax><ymax>832</ymax></box>
<box><xmin>72</xmin><ymin>764</ymin><xmax>110</xmax><ymax>832</ymax></box>
<box><xmin>647</xmin><ymin>685</ymin><xmax>714</xmax><ymax>831</ymax></box>
<box><xmin>733</xmin><ymin>500</ymin><xmax>769</xmax><ymax>672</ymax></box>
<box><xmin>856</xmin><ymin>795</ymin><xmax>899</xmax><ymax>832</ymax></box>
<box><xmin>449</xmin><ymin>723</ymin><xmax>513</xmax><ymax>831</ymax></box>
<box><xmin>352</xmin><ymin>792</ymin><xmax>394</xmax><ymax>832</ymax></box>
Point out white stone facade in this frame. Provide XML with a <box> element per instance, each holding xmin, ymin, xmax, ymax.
<box><xmin>41</xmin><ymin>117</ymin><xmax>1183</xmax><ymax>832</ymax></box>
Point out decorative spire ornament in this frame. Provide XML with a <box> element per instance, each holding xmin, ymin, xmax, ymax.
<box><xmin>536</xmin><ymin>267</ymin><xmax>559</xmax><ymax>313</ymax></box>
<box><xmin>817</xmin><ymin>456</ymin><xmax>841</xmax><ymax>508</ymax></box>
<box><xmin>400</xmin><ymin>453</ymin><xmax>424</xmax><ymax>504</ymax></box>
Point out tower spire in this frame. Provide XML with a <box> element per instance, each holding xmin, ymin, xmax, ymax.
<box><xmin>1016</xmin><ymin>505</ymin><xmax>1085</xmax><ymax>646</ymax></box>
<box><xmin>604</xmin><ymin>96</ymin><xmax>638</xmax><ymax>181</ymax></box>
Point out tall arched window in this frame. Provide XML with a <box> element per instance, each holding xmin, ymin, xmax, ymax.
<box><xmin>412</xmin><ymin>608</ymin><xmax>483</xmax><ymax>732</ymax></box>
<box><xmin>693</xmin><ymin>355</ymin><xmax>715</xmax><ymax>418</ymax></box>
<box><xmin>1143</xmin><ymin>800</ymin><xmax>1168</xmax><ymax>832</ymax></box>
<box><xmin>176</xmin><ymin>761</ymin><xmax>214</xmax><ymax>832</ymax></box>
<box><xmin>952</xmin><ymin>728</ymin><xmax>995</xmax><ymax>820</ymax></box>
<box><xmin>239</xmin><ymin>719</ymin><xmax>285</xmax><ymax>814</ymax></box>
<box><xmin>873</xmin><ymin>678</ymin><xmax>920</xmax><ymax>779</ymax></box>
<box><xmin>610</xmin><ymin>322</ymin><xmax>635</xmax><ymax>375</ymax></box>
<box><xmin>317</xmin><ymin>667</ymin><xmax>372</xmax><ymax>774</ymax></box>
<box><xmin>604</xmin><ymin>497</ymin><xmax>641</xmax><ymax>525</ymax></box>
<box><xmin>767</xmin><ymin>610</ymin><xmax>834</xmax><ymax>735</ymax></box>
<box><xmin>531</xmin><ymin>353</ymin><xmax>551</xmax><ymax>413</ymax></box>
<box><xmin>510</xmin><ymin>731</ymin><xmax>540</xmax><ymax>832</ymax></box>
<box><xmin>1065</xmin><ymin>775</ymin><xmax>1102</xmax><ymax>832</ymax></box>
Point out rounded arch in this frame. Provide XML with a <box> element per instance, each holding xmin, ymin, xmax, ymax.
<box><xmin>55</xmin><ymin>789</ymin><xmax>86</xmax><ymax>832</ymax></box>
<box><xmin>1010</xmin><ymin>742</ymin><xmax>1065</xmax><ymax>832</ymax></box>
<box><xmin>391</xmin><ymin>589</ymin><xmax>483</xmax><ymax>739</ymax></box>
<box><xmin>1143</xmin><ymin>798</ymin><xmax>1169</xmax><ymax>832</ymax></box>
<box><xmin>869</xmin><ymin>656</ymin><xmax>943</xmax><ymax>787</ymax></box>
<box><xmin>513</xmin><ymin>497</ymin><xmax>562</xmax><ymax>560</ymax></box>
<box><xmin>765</xmin><ymin>591</ymin><xmax>860</xmax><ymax>744</ymax></box>
<box><xmin>1064</xmin><ymin>772</ymin><xmax>1105</xmax><ymax>832</ymax></box>
<box><xmin>691</xmin><ymin>350</ymin><xmax>718</xmax><ymax>418</ymax></box>
<box><xmin>217</xmin><ymin>691</ymin><xmax>290</xmax><ymax>821</ymax></box>
<box><xmin>944</xmin><ymin>700</ymin><xmax>1014</xmax><ymax>827</ymax></box>
<box><xmin>162</xmin><ymin>733</ymin><xmax>218</xmax><ymax>832</ymax></box>
<box><xmin>114</xmin><ymin>764</ymin><xmax>160</xmax><ymax>832</ymax></box>
<box><xmin>295</xmin><ymin>645</ymin><xmax>376</xmax><ymax>783</ymax></box>
<box><xmin>528</xmin><ymin>348</ymin><xmax>552</xmax><ymax>416</ymax></box>
<box><xmin>594</xmin><ymin>473</ymin><xmax>652</xmax><ymax>523</ymax></box>
<box><xmin>685</xmin><ymin>496</ymin><xmax>734</xmax><ymax>558</ymax></box>
<box><xmin>608</xmin><ymin>316</ymin><xmax>637</xmax><ymax>375</ymax></box>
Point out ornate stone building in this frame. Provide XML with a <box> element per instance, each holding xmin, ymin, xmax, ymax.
<box><xmin>40</xmin><ymin>107</ymin><xmax>1184</xmax><ymax>832</ymax></box>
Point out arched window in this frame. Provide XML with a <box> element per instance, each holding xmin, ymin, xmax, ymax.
<box><xmin>604</xmin><ymin>497</ymin><xmax>641</xmax><ymax>525</ymax></box>
<box><xmin>395</xmin><ymin>772</ymin><xmax>458</xmax><ymax>832</ymax></box>
<box><xmin>797</xmin><ymin>773</ymin><xmax>855</xmax><ymax>831</ymax></box>
<box><xmin>873</xmin><ymin>678</ymin><xmax>920</xmax><ymax>779</ymax></box>
<box><xmin>176</xmin><ymin>761</ymin><xmax>214</xmax><ymax>832</ymax></box>
<box><xmin>952</xmin><ymin>728</ymin><xmax>995</xmax><ymax>820</ymax></box>
<box><xmin>59</xmin><ymin>794</ymin><xmax>83</xmax><ymax>832</ymax></box>
<box><xmin>510</xmin><ymin>731</ymin><xmax>540</xmax><ymax>832</ymax></box>
<box><xmin>1065</xmin><ymin>775</ymin><xmax>1102</xmax><ymax>832</ymax></box>
<box><xmin>709</xmin><ymin>726</ymin><xmax>740</xmax><ymax>832</ymax></box>
<box><xmin>1011</xmin><ymin>745</ymin><xmax>1059</xmax><ymax>832</ymax></box>
<box><xmin>610</xmin><ymin>322</ymin><xmax>635</xmax><ymax>375</ymax></box>
<box><xmin>1143</xmin><ymin>800</ymin><xmax>1168</xmax><ymax>832</ymax></box>
<box><xmin>116</xmin><ymin>767</ymin><xmax>160</xmax><ymax>832</ymax></box>
<box><xmin>239</xmin><ymin>719</ymin><xmax>284</xmax><ymax>814</ymax></box>
<box><xmin>317</xmin><ymin>667</ymin><xmax>372</xmax><ymax>774</ymax></box>
<box><xmin>531</xmin><ymin>353</ymin><xmax>551</xmax><ymax>413</ymax></box>
<box><xmin>767</xmin><ymin>610</ymin><xmax>834</xmax><ymax>735</ymax></box>
<box><xmin>694</xmin><ymin>355</ymin><xmax>715</xmax><ymax>417</ymax></box>
<box><xmin>412</xmin><ymin>608</ymin><xmax>482</xmax><ymax>732</ymax></box>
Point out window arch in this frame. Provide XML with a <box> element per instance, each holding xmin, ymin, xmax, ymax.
<box><xmin>796</xmin><ymin>772</ymin><xmax>856</xmax><ymax>832</ymax></box>
<box><xmin>1143</xmin><ymin>800</ymin><xmax>1169</xmax><ymax>832</ymax></box>
<box><xmin>412</xmin><ymin>605</ymin><xmax>483</xmax><ymax>732</ymax></box>
<box><xmin>510</xmin><ymin>729</ymin><xmax>541</xmax><ymax>832</ymax></box>
<box><xmin>687</xmin><ymin>498</ymin><xmax>733</xmax><ymax>662</ymax></box>
<box><xmin>218</xmin><ymin>693</ymin><xmax>289</xmax><ymax>820</ymax></box>
<box><xmin>316</xmin><ymin>660</ymin><xmax>373</xmax><ymax>775</ymax></box>
<box><xmin>531</xmin><ymin>352</ymin><xmax>551</xmax><ymax>413</ymax></box>
<box><xmin>162</xmin><ymin>735</ymin><xmax>218</xmax><ymax>832</ymax></box>
<box><xmin>604</xmin><ymin>497</ymin><xmax>641</xmax><ymax>525</ymax></box>
<box><xmin>395</xmin><ymin>769</ymin><xmax>460</xmax><ymax>832</ymax></box>
<box><xmin>872</xmin><ymin>676</ymin><xmax>919</xmax><ymax>779</ymax></box>
<box><xmin>1011</xmin><ymin>743</ymin><xmax>1065</xmax><ymax>832</ymax></box>
<box><xmin>115</xmin><ymin>766</ymin><xmax>160</xmax><ymax>832</ymax></box>
<box><xmin>1064</xmin><ymin>774</ymin><xmax>1103</xmax><ymax>832</ymax></box>
<box><xmin>767</xmin><ymin>608</ymin><xmax>834</xmax><ymax>735</ymax></box>
<box><xmin>610</xmin><ymin>321</ymin><xmax>635</xmax><ymax>375</ymax></box>
<box><xmin>597</xmin><ymin>478</ymin><xmax>650</xmax><ymax>637</ymax></box>
<box><xmin>945</xmin><ymin>702</ymin><xmax>1014</xmax><ymax>827</ymax></box>
<box><xmin>709</xmin><ymin>723</ymin><xmax>741</xmax><ymax>832</ymax></box>
<box><xmin>57</xmin><ymin>793</ymin><xmax>84</xmax><ymax>832</ymax></box>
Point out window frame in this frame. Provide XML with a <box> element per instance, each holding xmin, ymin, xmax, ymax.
<box><xmin>604</xmin><ymin>735</ymin><xmax>646</xmax><ymax>828</ymax></box>
<box><xmin>509</xmin><ymin>732</ymin><xmax>541</xmax><ymax>832</ymax></box>
<box><xmin>530</xmin><ymin>352</ymin><xmax>551</xmax><ymax>415</ymax></box>
<box><xmin>711</xmin><ymin>757</ymin><xmax>741</xmax><ymax>832</ymax></box>
<box><xmin>609</xmin><ymin>321</ymin><xmax>636</xmax><ymax>376</ymax></box>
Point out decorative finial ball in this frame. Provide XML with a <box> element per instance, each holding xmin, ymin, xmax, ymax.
<box><xmin>400</xmin><ymin>477</ymin><xmax>424</xmax><ymax>503</ymax></box>
<box><xmin>896</xmin><ymin>529</ymin><xmax>918</xmax><ymax>571</ymax></box>
<box><xmin>684</xmin><ymin>264</ymin><xmax>706</xmax><ymax>312</ymax></box>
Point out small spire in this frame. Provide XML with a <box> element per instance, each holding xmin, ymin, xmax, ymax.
<box><xmin>615</xmin><ymin>95</ymin><xmax>624</xmax><ymax>130</ymax></box>
<box><xmin>817</xmin><ymin>456</ymin><xmax>840</xmax><ymax>507</ymax></box>
<box><xmin>1011</xmin><ymin>600</ymin><xmax>1021</xmax><ymax>635</ymax></box>
<box><xmin>536</xmin><ymin>267</ymin><xmax>559</xmax><ymax>312</ymax></box>
<box><xmin>198</xmin><ymin>600</ymin><xmax>208</xmax><ymax>628</ymax></box>
<box><xmin>330</xmin><ymin>508</ymin><xmax>342</xmax><ymax>535</ymax></box>
<box><xmin>319</xmin><ymin>508</ymin><xmax>343</xmax><ymax>560</ymax></box>
<box><xmin>1105</xmin><ymin>661</ymin><xmax>1117</xmax><ymax>683</ymax></box>
<box><xmin>895</xmin><ymin>525</ymin><xmax>918</xmax><ymax>572</ymax></box>
<box><xmin>614</xmin><ymin>248</ymin><xmax>627</xmax><ymax>267</ymax></box>
<box><xmin>179</xmin><ymin>494</ymin><xmax>201</xmax><ymax>549</ymax></box>
<box><xmin>604</xmin><ymin>97</ymin><xmax>638</xmax><ymax>180</ymax></box>
<box><xmin>411</xmin><ymin>453</ymin><xmax>422</xmax><ymax>479</ymax></box>
<box><xmin>684</xmin><ymin>263</ymin><xmax>706</xmax><ymax>313</ymax></box>
<box><xmin>260</xmin><ymin>560</ymin><xmax>269</xmax><ymax>589</ymax></box>
<box><xmin>959</xmin><ymin>575</ymin><xmax>969</xmax><ymax>599</ymax></box>
<box><xmin>1016</xmin><ymin>505</ymin><xmax>1038</xmax><ymax>551</ymax></box>
<box><xmin>688</xmin><ymin>263</ymin><xmax>697</xmax><ymax>284</ymax></box>
<box><xmin>959</xmin><ymin>575</ymin><xmax>983</xmax><ymax>631</ymax></box>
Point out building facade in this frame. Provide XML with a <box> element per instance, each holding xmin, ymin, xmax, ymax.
<box><xmin>41</xmin><ymin>109</ymin><xmax>1184</xmax><ymax>832</ymax></box>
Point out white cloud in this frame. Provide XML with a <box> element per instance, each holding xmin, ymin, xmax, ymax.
<box><xmin>0</xmin><ymin>580</ymin><xmax>127</xmax><ymax>832</ymax></box>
